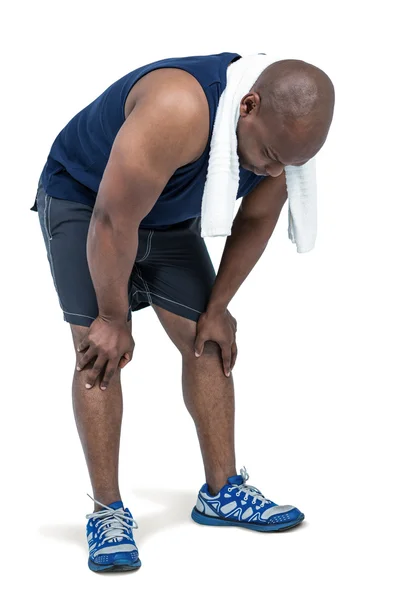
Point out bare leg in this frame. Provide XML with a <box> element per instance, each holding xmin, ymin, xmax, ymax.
<box><xmin>152</xmin><ymin>306</ymin><xmax>236</xmax><ymax>495</ymax></box>
<box><xmin>71</xmin><ymin>323</ymin><xmax>129</xmax><ymax>512</ymax></box>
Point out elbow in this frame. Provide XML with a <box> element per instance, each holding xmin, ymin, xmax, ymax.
<box><xmin>92</xmin><ymin>205</ymin><xmax>114</xmax><ymax>228</ymax></box>
<box><xmin>90</xmin><ymin>205</ymin><xmax>140</xmax><ymax>240</ymax></box>
<box><xmin>92</xmin><ymin>206</ymin><xmax>129</xmax><ymax>233</ymax></box>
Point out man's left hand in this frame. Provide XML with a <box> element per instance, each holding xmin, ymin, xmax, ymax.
<box><xmin>194</xmin><ymin>309</ymin><xmax>238</xmax><ymax>377</ymax></box>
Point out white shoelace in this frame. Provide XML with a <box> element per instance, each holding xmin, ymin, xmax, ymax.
<box><xmin>86</xmin><ymin>494</ymin><xmax>138</xmax><ymax>544</ymax></box>
<box><xmin>227</xmin><ymin>467</ymin><xmax>272</xmax><ymax>507</ymax></box>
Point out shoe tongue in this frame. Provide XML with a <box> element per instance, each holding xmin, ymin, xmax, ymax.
<box><xmin>227</xmin><ymin>474</ymin><xmax>244</xmax><ymax>486</ymax></box>
<box><xmin>107</xmin><ymin>500</ymin><xmax>124</xmax><ymax>510</ymax></box>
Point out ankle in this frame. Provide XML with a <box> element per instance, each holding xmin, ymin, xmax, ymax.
<box><xmin>206</xmin><ymin>470</ymin><xmax>237</xmax><ymax>496</ymax></box>
<box><xmin>92</xmin><ymin>492</ymin><xmax>122</xmax><ymax>512</ymax></box>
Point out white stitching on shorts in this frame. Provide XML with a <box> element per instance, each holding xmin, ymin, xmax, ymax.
<box><xmin>48</xmin><ymin>196</ymin><xmax>53</xmax><ymax>239</ymax></box>
<box><xmin>135</xmin><ymin>265</ymin><xmax>152</xmax><ymax>304</ymax></box>
<box><xmin>136</xmin><ymin>230</ymin><xmax>154</xmax><ymax>263</ymax></box>
<box><xmin>129</xmin><ymin>289</ymin><xmax>146</xmax><ymax>305</ymax></box>
<box><xmin>43</xmin><ymin>195</ymin><xmax>52</xmax><ymax>241</ymax></box>
<box><xmin>150</xmin><ymin>292</ymin><xmax>202</xmax><ymax>314</ymax></box>
<box><xmin>130</xmin><ymin>289</ymin><xmax>201</xmax><ymax>314</ymax></box>
<box><xmin>63</xmin><ymin>311</ymin><xmax>96</xmax><ymax>321</ymax></box>
<box><xmin>44</xmin><ymin>199</ymin><xmax>66</xmax><ymax>313</ymax></box>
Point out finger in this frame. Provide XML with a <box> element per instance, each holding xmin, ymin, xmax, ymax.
<box><xmin>119</xmin><ymin>352</ymin><xmax>131</xmax><ymax>369</ymax></box>
<box><xmin>84</xmin><ymin>357</ymin><xmax>106</xmax><ymax>389</ymax></box>
<box><xmin>221</xmin><ymin>344</ymin><xmax>232</xmax><ymax>377</ymax></box>
<box><xmin>77</xmin><ymin>337</ymin><xmax>90</xmax><ymax>353</ymax></box>
<box><xmin>76</xmin><ymin>348</ymin><xmax>97</xmax><ymax>371</ymax></box>
<box><xmin>231</xmin><ymin>342</ymin><xmax>238</xmax><ymax>370</ymax></box>
<box><xmin>194</xmin><ymin>335</ymin><xmax>206</xmax><ymax>358</ymax></box>
<box><xmin>100</xmin><ymin>359</ymin><xmax>120</xmax><ymax>390</ymax></box>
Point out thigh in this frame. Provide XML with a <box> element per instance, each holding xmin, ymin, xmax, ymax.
<box><xmin>35</xmin><ymin>181</ymin><xmax>132</xmax><ymax>327</ymax></box>
<box><xmin>130</xmin><ymin>218</ymin><xmax>216</xmax><ymax>322</ymax></box>
<box><xmin>152</xmin><ymin>305</ymin><xmax>197</xmax><ymax>353</ymax></box>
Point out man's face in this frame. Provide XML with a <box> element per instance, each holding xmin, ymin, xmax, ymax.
<box><xmin>236</xmin><ymin>93</ymin><xmax>313</xmax><ymax>177</ymax></box>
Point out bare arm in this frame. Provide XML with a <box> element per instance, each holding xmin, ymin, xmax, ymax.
<box><xmin>77</xmin><ymin>86</ymin><xmax>208</xmax><ymax>389</ymax></box>
<box><xmin>194</xmin><ymin>172</ymin><xmax>288</xmax><ymax>376</ymax></box>
<box><xmin>88</xmin><ymin>90</ymin><xmax>206</xmax><ymax>322</ymax></box>
<box><xmin>206</xmin><ymin>171</ymin><xmax>288</xmax><ymax>314</ymax></box>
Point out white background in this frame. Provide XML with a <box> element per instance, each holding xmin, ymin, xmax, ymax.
<box><xmin>1</xmin><ymin>0</ymin><xmax>399</xmax><ymax>597</ymax></box>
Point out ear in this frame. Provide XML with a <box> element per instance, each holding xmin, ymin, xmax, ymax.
<box><xmin>240</xmin><ymin>93</ymin><xmax>258</xmax><ymax>117</ymax></box>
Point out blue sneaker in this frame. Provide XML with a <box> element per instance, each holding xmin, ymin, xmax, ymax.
<box><xmin>191</xmin><ymin>466</ymin><xmax>304</xmax><ymax>532</ymax></box>
<box><xmin>86</xmin><ymin>495</ymin><xmax>141</xmax><ymax>572</ymax></box>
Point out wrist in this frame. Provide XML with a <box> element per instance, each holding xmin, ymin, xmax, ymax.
<box><xmin>98</xmin><ymin>311</ymin><xmax>129</xmax><ymax>325</ymax></box>
<box><xmin>206</xmin><ymin>301</ymin><xmax>227</xmax><ymax>316</ymax></box>
<box><xmin>97</xmin><ymin>297</ymin><xmax>130</xmax><ymax>324</ymax></box>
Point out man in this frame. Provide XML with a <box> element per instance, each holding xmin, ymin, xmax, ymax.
<box><xmin>31</xmin><ymin>51</ymin><xmax>334</xmax><ymax>573</ymax></box>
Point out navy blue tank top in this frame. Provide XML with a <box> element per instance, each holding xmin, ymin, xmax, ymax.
<box><xmin>32</xmin><ymin>52</ymin><xmax>266</xmax><ymax>228</ymax></box>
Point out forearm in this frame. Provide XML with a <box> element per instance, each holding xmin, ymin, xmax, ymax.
<box><xmin>207</xmin><ymin>210</ymin><xmax>280</xmax><ymax>313</ymax></box>
<box><xmin>87</xmin><ymin>207</ymin><xmax>138</xmax><ymax>321</ymax></box>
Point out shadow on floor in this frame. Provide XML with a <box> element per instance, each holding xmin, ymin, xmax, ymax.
<box><xmin>38</xmin><ymin>488</ymin><xmax>195</xmax><ymax>551</ymax></box>
<box><xmin>38</xmin><ymin>487</ymin><xmax>307</xmax><ymax>550</ymax></box>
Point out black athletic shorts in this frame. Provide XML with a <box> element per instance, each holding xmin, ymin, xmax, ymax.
<box><xmin>33</xmin><ymin>179</ymin><xmax>216</xmax><ymax>327</ymax></box>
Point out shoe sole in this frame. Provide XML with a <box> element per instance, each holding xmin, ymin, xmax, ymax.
<box><xmin>191</xmin><ymin>507</ymin><xmax>305</xmax><ymax>531</ymax></box>
<box><xmin>88</xmin><ymin>557</ymin><xmax>142</xmax><ymax>573</ymax></box>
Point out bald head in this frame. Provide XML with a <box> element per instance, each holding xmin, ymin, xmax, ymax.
<box><xmin>236</xmin><ymin>59</ymin><xmax>335</xmax><ymax>175</ymax></box>
<box><xmin>255</xmin><ymin>60</ymin><xmax>334</xmax><ymax>148</ymax></box>
<box><xmin>254</xmin><ymin>59</ymin><xmax>333</xmax><ymax>114</ymax></box>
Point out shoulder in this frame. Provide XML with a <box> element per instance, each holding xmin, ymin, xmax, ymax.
<box><xmin>124</xmin><ymin>68</ymin><xmax>210</xmax><ymax>165</ymax></box>
<box><xmin>126</xmin><ymin>67</ymin><xmax>209</xmax><ymax>120</ymax></box>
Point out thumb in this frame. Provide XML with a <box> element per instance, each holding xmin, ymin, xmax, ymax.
<box><xmin>119</xmin><ymin>352</ymin><xmax>131</xmax><ymax>369</ymax></box>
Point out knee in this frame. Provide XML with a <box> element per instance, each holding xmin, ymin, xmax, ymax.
<box><xmin>70</xmin><ymin>324</ymin><xmax>123</xmax><ymax>384</ymax></box>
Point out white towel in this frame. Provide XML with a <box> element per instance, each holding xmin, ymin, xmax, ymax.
<box><xmin>200</xmin><ymin>53</ymin><xmax>317</xmax><ymax>253</ymax></box>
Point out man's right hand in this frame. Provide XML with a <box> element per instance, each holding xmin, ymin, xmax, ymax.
<box><xmin>76</xmin><ymin>315</ymin><xmax>134</xmax><ymax>390</ymax></box>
